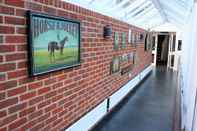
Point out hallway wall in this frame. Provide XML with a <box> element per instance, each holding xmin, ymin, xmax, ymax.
<box><xmin>0</xmin><ymin>0</ymin><xmax>151</xmax><ymax>130</ymax></box>
<box><xmin>181</xmin><ymin>1</ymin><xmax>197</xmax><ymax>131</ymax></box>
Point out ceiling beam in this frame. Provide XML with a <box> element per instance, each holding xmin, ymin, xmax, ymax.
<box><xmin>109</xmin><ymin>0</ymin><xmax>131</xmax><ymax>11</ymax></box>
<box><xmin>160</xmin><ymin>0</ymin><xmax>187</xmax><ymax>18</ymax></box>
<box><xmin>150</xmin><ymin>0</ymin><xmax>168</xmax><ymax>22</ymax></box>
<box><xmin>126</xmin><ymin>5</ymin><xmax>155</xmax><ymax>20</ymax></box>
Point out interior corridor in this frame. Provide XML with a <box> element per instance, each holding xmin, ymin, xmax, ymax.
<box><xmin>92</xmin><ymin>67</ymin><xmax>177</xmax><ymax>131</ymax></box>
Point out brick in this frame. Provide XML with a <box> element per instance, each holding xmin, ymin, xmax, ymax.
<box><xmin>5</xmin><ymin>16</ymin><xmax>26</xmax><ymax>25</ymax></box>
<box><xmin>18</xmin><ymin>77</ymin><xmax>35</xmax><ymax>85</ymax></box>
<box><xmin>28</xmin><ymin>109</ymin><xmax>43</xmax><ymax>120</ymax></box>
<box><xmin>31</xmin><ymin>122</ymin><xmax>44</xmax><ymax>131</ymax></box>
<box><xmin>28</xmin><ymin>81</ymin><xmax>43</xmax><ymax>90</ymax></box>
<box><xmin>8</xmin><ymin>69</ymin><xmax>27</xmax><ymax>79</ymax></box>
<box><xmin>0</xmin><ymin>25</ymin><xmax>15</xmax><ymax>34</ymax></box>
<box><xmin>0</xmin><ymin>114</ymin><xmax>17</xmax><ymax>127</ymax></box>
<box><xmin>0</xmin><ymin>45</ymin><xmax>15</xmax><ymax>53</ymax></box>
<box><xmin>0</xmin><ymin>127</ymin><xmax>7</xmax><ymax>131</ymax></box>
<box><xmin>38</xmin><ymin>100</ymin><xmax>51</xmax><ymax>109</ymax></box>
<box><xmin>52</xmin><ymin>106</ymin><xmax>63</xmax><ymax>115</ymax></box>
<box><xmin>44</xmin><ymin>78</ymin><xmax>57</xmax><ymax>86</ymax></box>
<box><xmin>8</xmin><ymin>86</ymin><xmax>26</xmax><ymax>97</ymax></box>
<box><xmin>29</xmin><ymin>96</ymin><xmax>43</xmax><ymax>106</ymax></box>
<box><xmin>44</xmin><ymin>103</ymin><xmax>57</xmax><ymax>113</ymax></box>
<box><xmin>0</xmin><ymin>16</ymin><xmax>3</xmax><ymax>24</ymax></box>
<box><xmin>16</xmin><ymin>27</ymin><xmax>27</xmax><ymax>34</ymax></box>
<box><xmin>26</xmin><ymin>2</ymin><xmax>42</xmax><ymax>11</ymax></box>
<box><xmin>19</xmin><ymin>106</ymin><xmax>36</xmax><ymax>117</ymax></box>
<box><xmin>17</xmin><ymin>61</ymin><xmax>27</xmax><ymax>69</ymax></box>
<box><xmin>16</xmin><ymin>9</ymin><xmax>26</xmax><ymax>17</ymax></box>
<box><xmin>52</xmin><ymin>118</ymin><xmax>63</xmax><ymax>127</ymax></box>
<box><xmin>20</xmin><ymin>91</ymin><xmax>36</xmax><ymax>101</ymax></box>
<box><xmin>5</xmin><ymin>53</ymin><xmax>26</xmax><ymax>61</ymax></box>
<box><xmin>0</xmin><ymin>97</ymin><xmax>18</xmax><ymax>110</ymax></box>
<box><xmin>5</xmin><ymin>0</ymin><xmax>25</xmax><ymax>8</ymax></box>
<box><xmin>8</xmin><ymin>102</ymin><xmax>27</xmax><ymax>114</ymax></box>
<box><xmin>38</xmin><ymin>86</ymin><xmax>51</xmax><ymax>95</ymax></box>
<box><xmin>46</xmin><ymin>115</ymin><xmax>57</xmax><ymax>124</ymax></box>
<box><xmin>0</xmin><ymin>110</ymin><xmax>7</xmax><ymax>118</ymax></box>
<box><xmin>20</xmin><ymin>119</ymin><xmax>37</xmax><ymax>130</ymax></box>
<box><xmin>8</xmin><ymin>117</ymin><xmax>27</xmax><ymax>130</ymax></box>
<box><xmin>0</xmin><ymin>80</ymin><xmax>17</xmax><ymax>91</ymax></box>
<box><xmin>0</xmin><ymin>63</ymin><xmax>16</xmax><ymax>72</ymax></box>
<box><xmin>36</xmin><ymin>113</ymin><xmax>50</xmax><ymax>123</ymax></box>
<box><xmin>43</xmin><ymin>6</ymin><xmax>56</xmax><ymax>15</ymax></box>
<box><xmin>5</xmin><ymin>35</ymin><xmax>26</xmax><ymax>43</ymax></box>
<box><xmin>52</xmin><ymin>94</ymin><xmax>63</xmax><ymax>103</ymax></box>
<box><xmin>0</xmin><ymin>92</ymin><xmax>5</xmax><ymax>101</ymax></box>
<box><xmin>0</xmin><ymin>5</ymin><xmax>15</xmax><ymax>15</ymax></box>
<box><xmin>44</xmin><ymin>90</ymin><xmax>57</xmax><ymax>99</ymax></box>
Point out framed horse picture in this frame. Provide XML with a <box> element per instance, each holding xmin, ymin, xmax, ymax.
<box><xmin>27</xmin><ymin>11</ymin><xmax>81</xmax><ymax>76</ymax></box>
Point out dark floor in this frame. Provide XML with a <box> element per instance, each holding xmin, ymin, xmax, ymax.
<box><xmin>92</xmin><ymin>67</ymin><xmax>177</xmax><ymax>131</ymax></box>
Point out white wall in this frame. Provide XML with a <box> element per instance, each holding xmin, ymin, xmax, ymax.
<box><xmin>173</xmin><ymin>31</ymin><xmax>183</xmax><ymax>71</ymax></box>
<box><xmin>181</xmin><ymin>2</ymin><xmax>197</xmax><ymax>131</ymax></box>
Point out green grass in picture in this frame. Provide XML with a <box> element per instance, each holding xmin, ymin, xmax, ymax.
<box><xmin>33</xmin><ymin>48</ymin><xmax>79</xmax><ymax>73</ymax></box>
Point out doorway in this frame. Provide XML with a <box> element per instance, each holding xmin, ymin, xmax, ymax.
<box><xmin>156</xmin><ymin>34</ymin><xmax>169</xmax><ymax>66</ymax></box>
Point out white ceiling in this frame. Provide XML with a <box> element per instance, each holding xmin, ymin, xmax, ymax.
<box><xmin>64</xmin><ymin>0</ymin><xmax>193</xmax><ymax>30</ymax></box>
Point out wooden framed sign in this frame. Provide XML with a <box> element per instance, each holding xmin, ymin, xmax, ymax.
<box><xmin>122</xmin><ymin>32</ymin><xmax>126</xmax><ymax>49</ymax></box>
<box><xmin>114</xmin><ymin>32</ymin><xmax>119</xmax><ymax>50</ymax></box>
<box><xmin>27</xmin><ymin>11</ymin><xmax>81</xmax><ymax>76</ymax></box>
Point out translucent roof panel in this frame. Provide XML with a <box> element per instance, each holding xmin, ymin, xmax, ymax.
<box><xmin>63</xmin><ymin>0</ymin><xmax>193</xmax><ymax>29</ymax></box>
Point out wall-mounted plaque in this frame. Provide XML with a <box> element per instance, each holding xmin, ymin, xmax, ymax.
<box><xmin>114</xmin><ymin>32</ymin><xmax>119</xmax><ymax>50</ymax></box>
<box><xmin>121</xmin><ymin>53</ymin><xmax>128</xmax><ymax>62</ymax></box>
<box><xmin>128</xmin><ymin>29</ymin><xmax>132</xmax><ymax>43</ymax></box>
<box><xmin>132</xmin><ymin>33</ymin><xmax>137</xmax><ymax>47</ymax></box>
<box><xmin>145</xmin><ymin>32</ymin><xmax>152</xmax><ymax>51</ymax></box>
<box><xmin>133</xmin><ymin>51</ymin><xmax>137</xmax><ymax>64</ymax></box>
<box><xmin>27</xmin><ymin>11</ymin><xmax>81</xmax><ymax>76</ymax></box>
<box><xmin>111</xmin><ymin>56</ymin><xmax>120</xmax><ymax>74</ymax></box>
<box><xmin>122</xmin><ymin>32</ymin><xmax>126</xmax><ymax>49</ymax></box>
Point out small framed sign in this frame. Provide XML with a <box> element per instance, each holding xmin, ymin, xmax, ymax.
<box><xmin>122</xmin><ymin>32</ymin><xmax>126</xmax><ymax>49</ymax></box>
<box><xmin>114</xmin><ymin>32</ymin><xmax>119</xmax><ymax>50</ymax></box>
<box><xmin>145</xmin><ymin>32</ymin><xmax>152</xmax><ymax>51</ymax></box>
<box><xmin>27</xmin><ymin>11</ymin><xmax>81</xmax><ymax>76</ymax></box>
<box><xmin>128</xmin><ymin>29</ymin><xmax>132</xmax><ymax>43</ymax></box>
<box><xmin>110</xmin><ymin>56</ymin><xmax>120</xmax><ymax>74</ymax></box>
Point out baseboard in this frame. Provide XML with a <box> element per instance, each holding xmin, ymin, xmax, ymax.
<box><xmin>65</xmin><ymin>65</ymin><xmax>153</xmax><ymax>131</ymax></box>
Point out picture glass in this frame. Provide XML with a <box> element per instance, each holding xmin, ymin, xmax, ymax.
<box><xmin>111</xmin><ymin>57</ymin><xmax>120</xmax><ymax>73</ymax></box>
<box><xmin>114</xmin><ymin>32</ymin><xmax>119</xmax><ymax>50</ymax></box>
<box><xmin>128</xmin><ymin>29</ymin><xmax>132</xmax><ymax>43</ymax></box>
<box><xmin>122</xmin><ymin>32</ymin><xmax>126</xmax><ymax>49</ymax></box>
<box><xmin>29</xmin><ymin>12</ymin><xmax>80</xmax><ymax>76</ymax></box>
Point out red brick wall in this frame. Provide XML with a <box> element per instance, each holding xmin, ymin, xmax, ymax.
<box><xmin>0</xmin><ymin>0</ymin><xmax>152</xmax><ymax>130</ymax></box>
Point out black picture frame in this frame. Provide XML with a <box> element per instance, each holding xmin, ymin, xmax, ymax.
<box><xmin>27</xmin><ymin>11</ymin><xmax>81</xmax><ymax>76</ymax></box>
<box><xmin>110</xmin><ymin>56</ymin><xmax>120</xmax><ymax>74</ymax></box>
<box><xmin>114</xmin><ymin>32</ymin><xmax>119</xmax><ymax>50</ymax></box>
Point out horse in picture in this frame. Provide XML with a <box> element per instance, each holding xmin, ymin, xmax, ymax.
<box><xmin>48</xmin><ymin>36</ymin><xmax>68</xmax><ymax>63</ymax></box>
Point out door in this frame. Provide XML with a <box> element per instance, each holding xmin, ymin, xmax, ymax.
<box><xmin>168</xmin><ymin>33</ymin><xmax>176</xmax><ymax>69</ymax></box>
<box><xmin>151</xmin><ymin>34</ymin><xmax>157</xmax><ymax>66</ymax></box>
